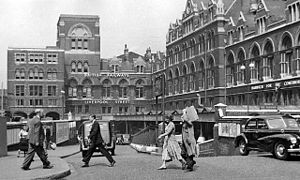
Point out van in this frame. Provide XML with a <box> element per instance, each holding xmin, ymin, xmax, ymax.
<box><xmin>77</xmin><ymin>120</ymin><xmax>116</xmax><ymax>157</ymax></box>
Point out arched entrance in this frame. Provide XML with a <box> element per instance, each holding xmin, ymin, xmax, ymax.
<box><xmin>12</xmin><ymin>111</ymin><xmax>27</xmax><ymax>121</ymax></box>
<box><xmin>45</xmin><ymin>112</ymin><xmax>60</xmax><ymax>120</ymax></box>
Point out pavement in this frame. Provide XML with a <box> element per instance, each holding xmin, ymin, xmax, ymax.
<box><xmin>0</xmin><ymin>144</ymin><xmax>80</xmax><ymax>180</ymax></box>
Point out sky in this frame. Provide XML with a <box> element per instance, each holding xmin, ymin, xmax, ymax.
<box><xmin>0</xmin><ymin>0</ymin><xmax>187</xmax><ymax>88</ymax></box>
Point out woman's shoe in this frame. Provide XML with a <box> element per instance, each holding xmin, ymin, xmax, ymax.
<box><xmin>157</xmin><ymin>166</ymin><xmax>167</xmax><ymax>170</ymax></box>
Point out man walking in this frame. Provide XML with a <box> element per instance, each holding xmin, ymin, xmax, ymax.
<box><xmin>21</xmin><ymin>109</ymin><xmax>53</xmax><ymax>170</ymax></box>
<box><xmin>82</xmin><ymin>114</ymin><xmax>116</xmax><ymax>167</ymax></box>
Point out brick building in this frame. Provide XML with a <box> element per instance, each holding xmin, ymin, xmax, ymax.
<box><xmin>160</xmin><ymin>0</ymin><xmax>300</xmax><ymax>140</ymax></box>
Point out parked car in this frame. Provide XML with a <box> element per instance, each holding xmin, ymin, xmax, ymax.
<box><xmin>234</xmin><ymin>115</ymin><xmax>300</xmax><ymax>160</ymax></box>
<box><xmin>77</xmin><ymin>120</ymin><xmax>116</xmax><ymax>157</ymax></box>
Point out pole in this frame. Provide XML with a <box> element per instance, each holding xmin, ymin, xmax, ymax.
<box><xmin>155</xmin><ymin>96</ymin><xmax>158</xmax><ymax>138</ymax></box>
<box><xmin>1</xmin><ymin>82</ymin><xmax>3</xmax><ymax>111</ymax></box>
<box><xmin>162</xmin><ymin>75</ymin><xmax>165</xmax><ymax>133</ymax></box>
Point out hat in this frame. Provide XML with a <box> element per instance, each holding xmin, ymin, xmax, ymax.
<box><xmin>165</xmin><ymin>114</ymin><xmax>173</xmax><ymax>121</ymax></box>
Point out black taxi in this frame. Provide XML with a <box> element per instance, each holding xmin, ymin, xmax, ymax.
<box><xmin>234</xmin><ymin>115</ymin><xmax>300</xmax><ymax>160</ymax></box>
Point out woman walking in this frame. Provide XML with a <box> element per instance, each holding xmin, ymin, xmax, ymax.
<box><xmin>157</xmin><ymin>115</ymin><xmax>185</xmax><ymax>170</ymax></box>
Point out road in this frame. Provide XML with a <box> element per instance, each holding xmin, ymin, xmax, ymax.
<box><xmin>64</xmin><ymin>145</ymin><xmax>300</xmax><ymax>180</ymax></box>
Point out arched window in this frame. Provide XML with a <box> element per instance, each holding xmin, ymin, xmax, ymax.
<box><xmin>207</xmin><ymin>58</ymin><xmax>215</xmax><ymax>88</ymax></box>
<box><xmin>280</xmin><ymin>34</ymin><xmax>293</xmax><ymax>76</ymax></box>
<box><xmin>102</xmin><ymin>79</ymin><xmax>111</xmax><ymax>98</ymax></box>
<box><xmin>168</xmin><ymin>70</ymin><xmax>173</xmax><ymax>95</ymax></box>
<box><xmin>237</xmin><ymin>50</ymin><xmax>246</xmax><ymax>83</ymax></box>
<box><xmin>52</xmin><ymin>69</ymin><xmax>57</xmax><ymax>80</ymax></box>
<box><xmin>77</xmin><ymin>62</ymin><xmax>82</xmax><ymax>72</ymax></box>
<box><xmin>82</xmin><ymin>79</ymin><xmax>92</xmax><ymax>98</ymax></box>
<box><xmin>250</xmin><ymin>45</ymin><xmax>260</xmax><ymax>81</ymax></box>
<box><xmin>190</xmin><ymin>63</ymin><xmax>196</xmax><ymax>91</ymax></box>
<box><xmin>182</xmin><ymin>65</ymin><xmax>188</xmax><ymax>92</ymax></box>
<box><xmin>29</xmin><ymin>69</ymin><xmax>34</xmax><ymax>79</ymax></box>
<box><xmin>199</xmin><ymin>60</ymin><xmax>205</xmax><ymax>89</ymax></box>
<box><xmin>83</xmin><ymin>62</ymin><xmax>89</xmax><ymax>73</ymax></box>
<box><xmin>34</xmin><ymin>67</ymin><xmax>39</xmax><ymax>79</ymax></box>
<box><xmin>226</xmin><ymin>53</ymin><xmax>235</xmax><ymax>86</ymax></box>
<box><xmin>15</xmin><ymin>69</ymin><xmax>20</xmax><ymax>79</ymax></box>
<box><xmin>119</xmin><ymin>79</ymin><xmax>128</xmax><ymax>98</ymax></box>
<box><xmin>135</xmin><ymin>79</ymin><xmax>144</xmax><ymax>98</ymax></box>
<box><xmin>20</xmin><ymin>69</ymin><xmax>25</xmax><ymax>79</ymax></box>
<box><xmin>38</xmin><ymin>69</ymin><xmax>44</xmax><ymax>79</ymax></box>
<box><xmin>68</xmin><ymin>79</ymin><xmax>78</xmax><ymax>98</ymax></box>
<box><xmin>71</xmin><ymin>62</ymin><xmax>76</xmax><ymax>72</ymax></box>
<box><xmin>175</xmin><ymin>68</ymin><xmax>180</xmax><ymax>93</ymax></box>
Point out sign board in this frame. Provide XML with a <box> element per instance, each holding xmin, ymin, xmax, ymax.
<box><xmin>186</xmin><ymin>106</ymin><xmax>199</xmax><ymax>122</ymax></box>
<box><xmin>218</xmin><ymin>122</ymin><xmax>241</xmax><ymax>137</ymax></box>
<box><xmin>56</xmin><ymin>122</ymin><xmax>70</xmax><ymax>144</ymax></box>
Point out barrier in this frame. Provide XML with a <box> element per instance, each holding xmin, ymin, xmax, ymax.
<box><xmin>0</xmin><ymin>117</ymin><xmax>7</xmax><ymax>157</ymax></box>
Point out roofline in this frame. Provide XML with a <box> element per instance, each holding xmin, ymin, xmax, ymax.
<box><xmin>8</xmin><ymin>47</ymin><xmax>64</xmax><ymax>52</ymax></box>
<box><xmin>59</xmin><ymin>14</ymin><xmax>99</xmax><ymax>19</ymax></box>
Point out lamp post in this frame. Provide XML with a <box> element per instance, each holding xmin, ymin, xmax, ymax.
<box><xmin>61</xmin><ymin>90</ymin><xmax>65</xmax><ymax>120</ymax></box>
<box><xmin>240</xmin><ymin>62</ymin><xmax>254</xmax><ymax>114</ymax></box>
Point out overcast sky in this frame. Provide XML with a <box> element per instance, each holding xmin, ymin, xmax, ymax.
<box><xmin>0</xmin><ymin>0</ymin><xmax>186</xmax><ymax>88</ymax></box>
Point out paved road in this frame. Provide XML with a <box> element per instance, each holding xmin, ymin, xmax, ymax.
<box><xmin>64</xmin><ymin>145</ymin><xmax>300</xmax><ymax>180</ymax></box>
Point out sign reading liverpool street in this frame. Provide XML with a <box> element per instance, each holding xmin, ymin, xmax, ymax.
<box><xmin>84</xmin><ymin>99</ymin><xmax>130</xmax><ymax>104</ymax></box>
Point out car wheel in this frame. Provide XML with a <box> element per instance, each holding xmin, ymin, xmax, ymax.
<box><xmin>238</xmin><ymin>139</ymin><xmax>249</xmax><ymax>156</ymax></box>
<box><xmin>273</xmin><ymin>141</ymin><xmax>289</xmax><ymax>160</ymax></box>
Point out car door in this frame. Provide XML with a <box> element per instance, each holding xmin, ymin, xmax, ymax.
<box><xmin>244</xmin><ymin>118</ymin><xmax>258</xmax><ymax>148</ymax></box>
<box><xmin>256</xmin><ymin>118</ymin><xmax>271</xmax><ymax>151</ymax></box>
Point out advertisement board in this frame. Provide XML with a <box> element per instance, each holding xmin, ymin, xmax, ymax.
<box><xmin>56</xmin><ymin>122</ymin><xmax>70</xmax><ymax>144</ymax></box>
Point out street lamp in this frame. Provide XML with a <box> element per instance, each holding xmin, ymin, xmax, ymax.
<box><xmin>240</xmin><ymin>63</ymin><xmax>255</xmax><ymax>114</ymax></box>
<box><xmin>61</xmin><ymin>90</ymin><xmax>65</xmax><ymax>120</ymax></box>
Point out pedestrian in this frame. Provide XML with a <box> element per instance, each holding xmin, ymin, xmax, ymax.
<box><xmin>82</xmin><ymin>114</ymin><xmax>116</xmax><ymax>167</ymax></box>
<box><xmin>21</xmin><ymin>109</ymin><xmax>53</xmax><ymax>170</ymax></box>
<box><xmin>181</xmin><ymin>108</ymin><xmax>197</xmax><ymax>171</ymax></box>
<box><xmin>157</xmin><ymin>115</ymin><xmax>186</xmax><ymax>170</ymax></box>
<box><xmin>18</xmin><ymin>125</ymin><xmax>29</xmax><ymax>157</ymax></box>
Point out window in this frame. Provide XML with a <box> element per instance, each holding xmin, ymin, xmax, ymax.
<box><xmin>15</xmin><ymin>53</ymin><xmax>26</xmax><ymax>63</ymax></box>
<box><xmin>71</xmin><ymin>62</ymin><xmax>76</xmax><ymax>72</ymax></box>
<box><xmin>71</xmin><ymin>39</ymin><xmax>76</xmax><ymax>49</ymax></box>
<box><xmin>29</xmin><ymin>85</ymin><xmax>43</xmax><ymax>96</ymax></box>
<box><xmin>47</xmin><ymin>53</ymin><xmax>58</xmax><ymax>64</ymax></box>
<box><xmin>48</xmin><ymin>99</ymin><xmax>57</xmax><ymax>106</ymax></box>
<box><xmin>83</xmin><ymin>62</ymin><xmax>89</xmax><ymax>72</ymax></box>
<box><xmin>15</xmin><ymin>69</ymin><xmax>20</xmax><ymax>79</ymax></box>
<box><xmin>135</xmin><ymin>107</ymin><xmax>145</xmax><ymax>114</ymax></box>
<box><xmin>119</xmin><ymin>107</ymin><xmax>128</xmax><ymax>114</ymax></box>
<box><xmin>16</xmin><ymin>99</ymin><xmax>24</xmax><ymax>106</ymax></box>
<box><xmin>28</xmin><ymin>53</ymin><xmax>44</xmax><ymax>63</ymax></box>
<box><xmin>29</xmin><ymin>70</ymin><xmax>34</xmax><ymax>79</ymax></box>
<box><xmin>102</xmin><ymin>80</ymin><xmax>111</xmax><ymax>98</ymax></box>
<box><xmin>84</xmin><ymin>105</ymin><xmax>89</xmax><ymax>113</ymax></box>
<box><xmin>77</xmin><ymin>105</ymin><xmax>82</xmax><ymax>113</ymax></box>
<box><xmin>34</xmin><ymin>68</ymin><xmax>39</xmax><ymax>79</ymax></box>
<box><xmin>77</xmin><ymin>39</ymin><xmax>82</xmax><ymax>49</ymax></box>
<box><xmin>136</xmin><ymin>65</ymin><xmax>144</xmax><ymax>73</ymax></box>
<box><xmin>38</xmin><ymin>69</ymin><xmax>44</xmax><ymax>79</ymax></box>
<box><xmin>77</xmin><ymin>62</ymin><xmax>82</xmax><ymax>72</ymax></box>
<box><xmin>83</xmin><ymin>39</ymin><xmax>88</xmax><ymax>50</ymax></box>
<box><xmin>83</xmin><ymin>87</ymin><xmax>91</xmax><ymax>98</ymax></box>
<box><xmin>48</xmin><ymin>86</ymin><xmax>57</xmax><ymax>96</ymax></box>
<box><xmin>246</xmin><ymin>119</ymin><xmax>257</xmax><ymax>129</ymax></box>
<box><xmin>112</xmin><ymin>65</ymin><xmax>119</xmax><ymax>73</ymax></box>
<box><xmin>29</xmin><ymin>99</ymin><xmax>43</xmax><ymax>106</ymax></box>
<box><xmin>119</xmin><ymin>87</ymin><xmax>127</xmax><ymax>98</ymax></box>
<box><xmin>68</xmin><ymin>87</ymin><xmax>77</xmax><ymax>98</ymax></box>
<box><xmin>15</xmin><ymin>85</ymin><xmax>25</xmax><ymax>96</ymax></box>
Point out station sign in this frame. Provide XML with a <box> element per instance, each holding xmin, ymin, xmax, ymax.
<box><xmin>84</xmin><ymin>73</ymin><xmax>130</xmax><ymax>78</ymax></box>
<box><xmin>84</xmin><ymin>99</ymin><xmax>130</xmax><ymax>104</ymax></box>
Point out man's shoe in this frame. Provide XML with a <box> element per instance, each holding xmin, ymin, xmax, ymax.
<box><xmin>81</xmin><ymin>164</ymin><xmax>89</xmax><ymax>168</ymax></box>
<box><xmin>108</xmin><ymin>161</ymin><xmax>115</xmax><ymax>167</ymax></box>
<box><xmin>21</xmin><ymin>166</ymin><xmax>30</xmax><ymax>171</ymax></box>
<box><xmin>43</xmin><ymin>165</ymin><xmax>54</xmax><ymax>169</ymax></box>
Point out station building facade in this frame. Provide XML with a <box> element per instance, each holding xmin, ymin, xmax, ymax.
<box><xmin>7</xmin><ymin>15</ymin><xmax>164</xmax><ymax>134</ymax></box>
<box><xmin>160</xmin><ymin>0</ymin><xmax>300</xmax><ymax>140</ymax></box>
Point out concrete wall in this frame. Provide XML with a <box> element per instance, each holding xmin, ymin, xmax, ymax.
<box><xmin>0</xmin><ymin>117</ymin><xmax>7</xmax><ymax>157</ymax></box>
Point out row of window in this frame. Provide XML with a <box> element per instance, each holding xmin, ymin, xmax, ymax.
<box><xmin>15</xmin><ymin>53</ymin><xmax>58</xmax><ymax>64</ymax></box>
<box><xmin>68</xmin><ymin>105</ymin><xmax>145</xmax><ymax>114</ymax></box>
<box><xmin>71</xmin><ymin>38</ymin><xmax>88</xmax><ymax>50</ymax></box>
<box><xmin>71</xmin><ymin>61</ymin><xmax>89</xmax><ymax>73</ymax></box>
<box><xmin>15</xmin><ymin>85</ymin><xmax>57</xmax><ymax>97</ymax></box>
<box><xmin>68</xmin><ymin>86</ymin><xmax>144</xmax><ymax>98</ymax></box>
<box><xmin>15</xmin><ymin>98</ymin><xmax>58</xmax><ymax>106</ymax></box>
<box><xmin>110</xmin><ymin>64</ymin><xmax>145</xmax><ymax>73</ymax></box>
<box><xmin>15</xmin><ymin>69</ymin><xmax>57</xmax><ymax>80</ymax></box>
<box><xmin>167</xmin><ymin>30</ymin><xmax>215</xmax><ymax>66</ymax></box>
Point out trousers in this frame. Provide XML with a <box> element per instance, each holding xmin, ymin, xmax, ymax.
<box><xmin>82</xmin><ymin>143</ymin><xmax>114</xmax><ymax>164</ymax></box>
<box><xmin>22</xmin><ymin>143</ymin><xmax>50</xmax><ymax>168</ymax></box>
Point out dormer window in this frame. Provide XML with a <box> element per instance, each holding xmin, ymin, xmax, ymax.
<box><xmin>257</xmin><ymin>17</ymin><xmax>266</xmax><ymax>34</ymax></box>
<box><xmin>112</xmin><ymin>65</ymin><xmax>119</xmax><ymax>73</ymax></box>
<box><xmin>288</xmin><ymin>2</ymin><xmax>300</xmax><ymax>22</ymax></box>
<box><xmin>237</xmin><ymin>26</ymin><xmax>244</xmax><ymax>41</ymax></box>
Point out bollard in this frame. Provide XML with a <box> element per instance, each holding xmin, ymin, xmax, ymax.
<box><xmin>0</xmin><ymin>117</ymin><xmax>7</xmax><ymax>157</ymax></box>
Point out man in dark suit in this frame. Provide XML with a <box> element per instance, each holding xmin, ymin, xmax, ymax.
<box><xmin>82</xmin><ymin>114</ymin><xmax>116</xmax><ymax>167</ymax></box>
<box><xmin>21</xmin><ymin>109</ymin><xmax>53</xmax><ymax>170</ymax></box>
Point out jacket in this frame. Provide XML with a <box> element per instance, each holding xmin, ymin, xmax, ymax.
<box><xmin>27</xmin><ymin>116</ymin><xmax>45</xmax><ymax>146</ymax></box>
<box><xmin>88</xmin><ymin>120</ymin><xmax>104</xmax><ymax>145</ymax></box>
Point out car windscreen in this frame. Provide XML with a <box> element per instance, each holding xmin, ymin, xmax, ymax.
<box><xmin>266</xmin><ymin>118</ymin><xmax>286</xmax><ymax>129</ymax></box>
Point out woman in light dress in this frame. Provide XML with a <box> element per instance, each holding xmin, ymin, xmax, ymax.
<box><xmin>157</xmin><ymin>115</ymin><xmax>185</xmax><ymax>170</ymax></box>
